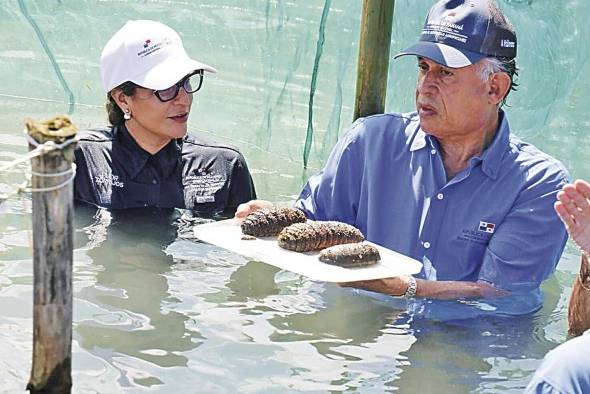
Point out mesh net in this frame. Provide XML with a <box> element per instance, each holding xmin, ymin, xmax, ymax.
<box><xmin>1</xmin><ymin>0</ymin><xmax>589</xmax><ymax>199</ymax></box>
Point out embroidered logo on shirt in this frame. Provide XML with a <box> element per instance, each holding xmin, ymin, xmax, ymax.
<box><xmin>95</xmin><ymin>174</ymin><xmax>124</xmax><ymax>188</ymax></box>
<box><xmin>183</xmin><ymin>172</ymin><xmax>225</xmax><ymax>195</ymax></box>
<box><xmin>478</xmin><ymin>221</ymin><xmax>496</xmax><ymax>234</ymax></box>
<box><xmin>183</xmin><ymin>170</ymin><xmax>226</xmax><ymax>206</ymax></box>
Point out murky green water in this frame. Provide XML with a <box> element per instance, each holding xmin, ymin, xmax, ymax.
<box><xmin>0</xmin><ymin>0</ymin><xmax>589</xmax><ymax>392</ymax></box>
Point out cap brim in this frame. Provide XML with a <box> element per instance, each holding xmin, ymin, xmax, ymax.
<box><xmin>394</xmin><ymin>42</ymin><xmax>485</xmax><ymax>68</ymax></box>
<box><xmin>131</xmin><ymin>56</ymin><xmax>217</xmax><ymax>90</ymax></box>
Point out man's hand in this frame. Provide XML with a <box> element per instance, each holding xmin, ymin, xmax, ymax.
<box><xmin>234</xmin><ymin>199</ymin><xmax>274</xmax><ymax>221</ymax></box>
<box><xmin>555</xmin><ymin>179</ymin><xmax>590</xmax><ymax>256</ymax></box>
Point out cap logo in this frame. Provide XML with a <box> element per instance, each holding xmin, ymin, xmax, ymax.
<box><xmin>423</xmin><ymin>20</ymin><xmax>467</xmax><ymax>44</ymax></box>
<box><xmin>500</xmin><ymin>39</ymin><xmax>515</xmax><ymax>48</ymax></box>
<box><xmin>136</xmin><ymin>38</ymin><xmax>172</xmax><ymax>58</ymax></box>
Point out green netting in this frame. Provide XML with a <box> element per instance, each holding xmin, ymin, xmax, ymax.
<box><xmin>0</xmin><ymin>2</ymin><xmax>589</xmax><ymax>391</ymax></box>
<box><xmin>1</xmin><ymin>0</ymin><xmax>589</xmax><ymax>200</ymax></box>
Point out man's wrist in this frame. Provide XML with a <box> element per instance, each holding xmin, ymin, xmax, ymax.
<box><xmin>402</xmin><ymin>275</ymin><xmax>417</xmax><ymax>298</ymax></box>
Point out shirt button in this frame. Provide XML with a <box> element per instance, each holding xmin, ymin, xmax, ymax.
<box><xmin>430</xmin><ymin>149</ymin><xmax>437</xmax><ymax>155</ymax></box>
<box><xmin>152</xmin><ymin>179</ymin><xmax>158</xmax><ymax>185</ymax></box>
<box><xmin>437</xmin><ymin>193</ymin><xmax>444</xmax><ymax>200</ymax></box>
<box><xmin>424</xmin><ymin>241</ymin><xmax>431</xmax><ymax>249</ymax></box>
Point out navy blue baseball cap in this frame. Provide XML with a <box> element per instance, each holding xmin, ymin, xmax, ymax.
<box><xmin>394</xmin><ymin>0</ymin><xmax>517</xmax><ymax>68</ymax></box>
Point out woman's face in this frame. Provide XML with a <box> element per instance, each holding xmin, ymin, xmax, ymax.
<box><xmin>128</xmin><ymin>85</ymin><xmax>192</xmax><ymax>138</ymax></box>
<box><xmin>113</xmin><ymin>74</ymin><xmax>197</xmax><ymax>152</ymax></box>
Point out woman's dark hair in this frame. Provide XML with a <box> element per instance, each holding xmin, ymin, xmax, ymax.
<box><xmin>106</xmin><ymin>82</ymin><xmax>139</xmax><ymax>126</ymax></box>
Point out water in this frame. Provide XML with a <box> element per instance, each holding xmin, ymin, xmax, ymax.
<box><xmin>1</xmin><ymin>0</ymin><xmax>589</xmax><ymax>392</ymax></box>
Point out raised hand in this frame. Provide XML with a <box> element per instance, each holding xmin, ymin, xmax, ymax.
<box><xmin>555</xmin><ymin>179</ymin><xmax>590</xmax><ymax>256</ymax></box>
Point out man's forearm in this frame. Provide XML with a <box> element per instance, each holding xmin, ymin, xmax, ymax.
<box><xmin>341</xmin><ymin>277</ymin><xmax>508</xmax><ymax>300</ymax></box>
<box><xmin>414</xmin><ymin>278</ymin><xmax>508</xmax><ymax>300</ymax></box>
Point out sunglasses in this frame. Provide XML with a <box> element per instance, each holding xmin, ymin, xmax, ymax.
<box><xmin>153</xmin><ymin>70</ymin><xmax>204</xmax><ymax>102</ymax></box>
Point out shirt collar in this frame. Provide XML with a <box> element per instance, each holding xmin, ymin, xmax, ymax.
<box><xmin>408</xmin><ymin>110</ymin><xmax>510</xmax><ymax>180</ymax></box>
<box><xmin>478</xmin><ymin>110</ymin><xmax>510</xmax><ymax>180</ymax></box>
<box><xmin>409</xmin><ymin>117</ymin><xmax>427</xmax><ymax>152</ymax></box>
<box><xmin>114</xmin><ymin>124</ymin><xmax>183</xmax><ymax>179</ymax></box>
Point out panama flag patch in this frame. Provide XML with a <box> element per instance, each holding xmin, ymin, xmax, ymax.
<box><xmin>478</xmin><ymin>221</ymin><xmax>496</xmax><ymax>233</ymax></box>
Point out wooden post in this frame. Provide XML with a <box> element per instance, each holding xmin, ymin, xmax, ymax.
<box><xmin>25</xmin><ymin>116</ymin><xmax>77</xmax><ymax>394</ymax></box>
<box><xmin>354</xmin><ymin>0</ymin><xmax>395</xmax><ymax>120</ymax></box>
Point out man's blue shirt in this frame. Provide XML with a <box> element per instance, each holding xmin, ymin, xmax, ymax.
<box><xmin>525</xmin><ymin>330</ymin><xmax>590</xmax><ymax>394</ymax></box>
<box><xmin>295</xmin><ymin>111</ymin><xmax>569</xmax><ymax>310</ymax></box>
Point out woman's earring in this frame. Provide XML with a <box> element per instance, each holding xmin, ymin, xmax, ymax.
<box><xmin>123</xmin><ymin>110</ymin><xmax>131</xmax><ymax>120</ymax></box>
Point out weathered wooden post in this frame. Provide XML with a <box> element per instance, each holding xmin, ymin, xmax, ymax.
<box><xmin>354</xmin><ymin>0</ymin><xmax>395</xmax><ymax>120</ymax></box>
<box><xmin>25</xmin><ymin>115</ymin><xmax>77</xmax><ymax>394</ymax></box>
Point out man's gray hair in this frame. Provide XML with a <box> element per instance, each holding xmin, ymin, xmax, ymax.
<box><xmin>477</xmin><ymin>57</ymin><xmax>504</xmax><ymax>80</ymax></box>
<box><xmin>476</xmin><ymin>57</ymin><xmax>519</xmax><ymax>107</ymax></box>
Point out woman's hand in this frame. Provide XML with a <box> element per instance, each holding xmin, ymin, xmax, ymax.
<box><xmin>234</xmin><ymin>199</ymin><xmax>274</xmax><ymax>221</ymax></box>
<box><xmin>555</xmin><ymin>179</ymin><xmax>590</xmax><ymax>256</ymax></box>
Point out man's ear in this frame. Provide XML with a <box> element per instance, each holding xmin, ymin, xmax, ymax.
<box><xmin>488</xmin><ymin>72</ymin><xmax>511</xmax><ymax>105</ymax></box>
<box><xmin>111</xmin><ymin>89</ymin><xmax>130</xmax><ymax>112</ymax></box>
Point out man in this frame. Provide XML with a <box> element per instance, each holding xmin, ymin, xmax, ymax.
<box><xmin>524</xmin><ymin>179</ymin><xmax>590</xmax><ymax>393</ymax></box>
<box><xmin>238</xmin><ymin>0</ymin><xmax>568</xmax><ymax>312</ymax></box>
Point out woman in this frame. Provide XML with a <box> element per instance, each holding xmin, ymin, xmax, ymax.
<box><xmin>74</xmin><ymin>20</ymin><xmax>256</xmax><ymax>216</ymax></box>
<box><xmin>525</xmin><ymin>179</ymin><xmax>590</xmax><ymax>393</ymax></box>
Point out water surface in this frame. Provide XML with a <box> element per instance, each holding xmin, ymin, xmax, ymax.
<box><xmin>0</xmin><ymin>0</ymin><xmax>589</xmax><ymax>392</ymax></box>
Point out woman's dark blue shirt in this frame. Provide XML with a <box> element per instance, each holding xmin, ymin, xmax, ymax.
<box><xmin>74</xmin><ymin>124</ymin><xmax>256</xmax><ymax>215</ymax></box>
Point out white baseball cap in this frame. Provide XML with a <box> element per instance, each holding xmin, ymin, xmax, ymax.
<box><xmin>100</xmin><ymin>20</ymin><xmax>217</xmax><ymax>93</ymax></box>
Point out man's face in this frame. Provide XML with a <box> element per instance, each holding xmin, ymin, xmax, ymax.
<box><xmin>415</xmin><ymin>57</ymin><xmax>492</xmax><ymax>139</ymax></box>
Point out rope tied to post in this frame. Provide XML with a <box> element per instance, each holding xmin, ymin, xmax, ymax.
<box><xmin>23</xmin><ymin>130</ymin><xmax>78</xmax><ymax>193</ymax></box>
<box><xmin>0</xmin><ymin>115</ymin><xmax>78</xmax><ymax>200</ymax></box>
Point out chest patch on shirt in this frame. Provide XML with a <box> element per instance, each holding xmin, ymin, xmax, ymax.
<box><xmin>478</xmin><ymin>221</ymin><xmax>496</xmax><ymax>234</ymax></box>
<box><xmin>183</xmin><ymin>172</ymin><xmax>226</xmax><ymax>195</ymax></box>
<box><xmin>196</xmin><ymin>195</ymin><xmax>215</xmax><ymax>203</ymax></box>
<box><xmin>458</xmin><ymin>228</ymin><xmax>493</xmax><ymax>245</ymax></box>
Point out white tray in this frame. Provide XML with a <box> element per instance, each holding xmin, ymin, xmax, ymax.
<box><xmin>193</xmin><ymin>219</ymin><xmax>422</xmax><ymax>282</ymax></box>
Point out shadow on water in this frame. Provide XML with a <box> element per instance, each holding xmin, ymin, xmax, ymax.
<box><xmin>389</xmin><ymin>275</ymin><xmax>563</xmax><ymax>393</ymax></box>
<box><xmin>72</xmin><ymin>204</ymin><xmax>208</xmax><ymax>387</ymax></box>
<box><xmin>226</xmin><ymin>261</ymin><xmax>282</xmax><ymax>302</ymax></box>
<box><xmin>224</xmin><ymin>258</ymin><xmax>404</xmax><ymax>350</ymax></box>
<box><xmin>215</xmin><ymin>260</ymin><xmax>410</xmax><ymax>391</ymax></box>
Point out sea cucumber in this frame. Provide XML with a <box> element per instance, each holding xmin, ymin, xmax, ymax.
<box><xmin>318</xmin><ymin>242</ymin><xmax>380</xmax><ymax>268</ymax></box>
<box><xmin>277</xmin><ymin>221</ymin><xmax>364</xmax><ymax>252</ymax></box>
<box><xmin>241</xmin><ymin>207</ymin><xmax>307</xmax><ymax>237</ymax></box>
